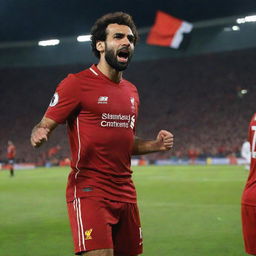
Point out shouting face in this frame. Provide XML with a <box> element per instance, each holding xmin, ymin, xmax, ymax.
<box><xmin>103</xmin><ymin>24</ymin><xmax>135</xmax><ymax>71</ymax></box>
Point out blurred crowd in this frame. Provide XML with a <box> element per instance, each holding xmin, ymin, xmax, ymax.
<box><xmin>0</xmin><ymin>48</ymin><xmax>255</xmax><ymax>164</ymax></box>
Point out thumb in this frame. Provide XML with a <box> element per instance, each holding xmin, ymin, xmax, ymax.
<box><xmin>157</xmin><ymin>131</ymin><xmax>164</xmax><ymax>141</ymax></box>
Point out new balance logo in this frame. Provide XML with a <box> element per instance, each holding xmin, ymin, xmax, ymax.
<box><xmin>98</xmin><ymin>96</ymin><xmax>108</xmax><ymax>104</ymax></box>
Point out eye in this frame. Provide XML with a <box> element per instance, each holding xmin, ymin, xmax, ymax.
<box><xmin>128</xmin><ymin>35</ymin><xmax>135</xmax><ymax>43</ymax></box>
<box><xmin>114</xmin><ymin>33</ymin><xmax>124</xmax><ymax>39</ymax></box>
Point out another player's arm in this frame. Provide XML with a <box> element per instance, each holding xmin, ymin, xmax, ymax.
<box><xmin>132</xmin><ymin>130</ymin><xmax>174</xmax><ymax>155</ymax></box>
<box><xmin>31</xmin><ymin>116</ymin><xmax>58</xmax><ymax>148</ymax></box>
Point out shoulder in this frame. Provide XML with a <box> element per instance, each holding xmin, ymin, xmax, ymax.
<box><xmin>73</xmin><ymin>67</ymin><xmax>96</xmax><ymax>81</ymax></box>
<box><xmin>61</xmin><ymin>66</ymin><xmax>95</xmax><ymax>83</ymax></box>
<box><xmin>122</xmin><ymin>78</ymin><xmax>138</xmax><ymax>93</ymax></box>
<box><xmin>56</xmin><ymin>67</ymin><xmax>94</xmax><ymax>89</ymax></box>
<box><xmin>122</xmin><ymin>79</ymin><xmax>140</xmax><ymax>106</ymax></box>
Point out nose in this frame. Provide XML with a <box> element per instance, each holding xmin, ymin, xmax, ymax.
<box><xmin>121</xmin><ymin>36</ymin><xmax>131</xmax><ymax>47</ymax></box>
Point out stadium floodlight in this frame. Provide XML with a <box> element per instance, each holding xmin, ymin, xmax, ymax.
<box><xmin>77</xmin><ymin>35</ymin><xmax>91</xmax><ymax>42</ymax></box>
<box><xmin>241</xmin><ymin>89</ymin><xmax>248</xmax><ymax>95</ymax></box>
<box><xmin>237</xmin><ymin>18</ymin><xmax>245</xmax><ymax>24</ymax></box>
<box><xmin>232</xmin><ymin>25</ymin><xmax>240</xmax><ymax>31</ymax></box>
<box><xmin>237</xmin><ymin>15</ymin><xmax>256</xmax><ymax>24</ymax></box>
<box><xmin>38</xmin><ymin>39</ymin><xmax>60</xmax><ymax>47</ymax></box>
<box><xmin>224</xmin><ymin>25</ymin><xmax>240</xmax><ymax>32</ymax></box>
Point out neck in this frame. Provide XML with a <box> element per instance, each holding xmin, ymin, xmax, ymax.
<box><xmin>97</xmin><ymin>59</ymin><xmax>122</xmax><ymax>83</ymax></box>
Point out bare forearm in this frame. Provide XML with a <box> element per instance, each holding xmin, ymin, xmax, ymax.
<box><xmin>132</xmin><ymin>130</ymin><xmax>174</xmax><ymax>155</ymax></box>
<box><xmin>31</xmin><ymin>116</ymin><xmax>58</xmax><ymax>148</ymax></box>
<box><xmin>132</xmin><ymin>137</ymin><xmax>162</xmax><ymax>155</ymax></box>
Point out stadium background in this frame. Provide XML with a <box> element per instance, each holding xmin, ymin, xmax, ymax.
<box><xmin>0</xmin><ymin>1</ymin><xmax>256</xmax><ymax>255</ymax></box>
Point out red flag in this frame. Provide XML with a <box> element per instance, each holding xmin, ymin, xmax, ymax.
<box><xmin>147</xmin><ymin>11</ymin><xmax>193</xmax><ymax>49</ymax></box>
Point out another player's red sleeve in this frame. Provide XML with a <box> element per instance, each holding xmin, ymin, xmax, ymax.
<box><xmin>45</xmin><ymin>74</ymin><xmax>81</xmax><ymax>124</ymax></box>
<box><xmin>248</xmin><ymin>114</ymin><xmax>255</xmax><ymax>143</ymax></box>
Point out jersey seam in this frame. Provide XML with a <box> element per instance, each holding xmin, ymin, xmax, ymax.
<box><xmin>74</xmin><ymin>117</ymin><xmax>82</xmax><ymax>199</ymax></box>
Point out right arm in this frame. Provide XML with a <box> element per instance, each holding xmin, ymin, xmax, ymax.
<box><xmin>31</xmin><ymin>74</ymin><xmax>80</xmax><ymax>148</ymax></box>
<box><xmin>30</xmin><ymin>116</ymin><xmax>58</xmax><ymax>148</ymax></box>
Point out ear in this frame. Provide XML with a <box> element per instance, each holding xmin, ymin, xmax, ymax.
<box><xmin>96</xmin><ymin>41</ymin><xmax>105</xmax><ymax>53</ymax></box>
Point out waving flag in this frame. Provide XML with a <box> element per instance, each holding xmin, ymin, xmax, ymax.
<box><xmin>147</xmin><ymin>11</ymin><xmax>193</xmax><ymax>49</ymax></box>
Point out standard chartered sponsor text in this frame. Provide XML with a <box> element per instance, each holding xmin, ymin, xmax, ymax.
<box><xmin>101</xmin><ymin>121</ymin><xmax>129</xmax><ymax>128</ymax></box>
<box><xmin>101</xmin><ymin>113</ymin><xmax>135</xmax><ymax>128</ymax></box>
<box><xmin>102</xmin><ymin>113</ymin><xmax>131</xmax><ymax>121</ymax></box>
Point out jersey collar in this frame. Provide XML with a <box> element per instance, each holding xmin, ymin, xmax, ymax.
<box><xmin>90</xmin><ymin>64</ymin><xmax>124</xmax><ymax>85</ymax></box>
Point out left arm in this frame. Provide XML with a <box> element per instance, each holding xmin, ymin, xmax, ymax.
<box><xmin>132</xmin><ymin>130</ymin><xmax>174</xmax><ymax>155</ymax></box>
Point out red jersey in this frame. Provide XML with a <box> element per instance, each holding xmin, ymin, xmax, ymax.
<box><xmin>45</xmin><ymin>65</ymin><xmax>139</xmax><ymax>203</ymax></box>
<box><xmin>7</xmin><ymin>144</ymin><xmax>16</xmax><ymax>159</ymax></box>
<box><xmin>242</xmin><ymin>113</ymin><xmax>256</xmax><ymax>206</ymax></box>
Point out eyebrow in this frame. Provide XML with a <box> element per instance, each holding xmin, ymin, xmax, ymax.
<box><xmin>113</xmin><ymin>32</ymin><xmax>125</xmax><ymax>37</ymax></box>
<box><xmin>113</xmin><ymin>32</ymin><xmax>135</xmax><ymax>41</ymax></box>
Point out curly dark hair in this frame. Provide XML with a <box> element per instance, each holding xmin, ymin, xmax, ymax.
<box><xmin>90</xmin><ymin>12</ymin><xmax>139</xmax><ymax>58</ymax></box>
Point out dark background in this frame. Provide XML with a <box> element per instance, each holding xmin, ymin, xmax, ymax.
<box><xmin>1</xmin><ymin>0</ymin><xmax>256</xmax><ymax>42</ymax></box>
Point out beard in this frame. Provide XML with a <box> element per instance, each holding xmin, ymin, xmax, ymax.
<box><xmin>104</xmin><ymin>43</ymin><xmax>133</xmax><ymax>71</ymax></box>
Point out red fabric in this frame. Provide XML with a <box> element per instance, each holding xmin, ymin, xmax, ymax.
<box><xmin>67</xmin><ymin>197</ymin><xmax>142</xmax><ymax>255</ymax></box>
<box><xmin>7</xmin><ymin>145</ymin><xmax>16</xmax><ymax>159</ymax></box>
<box><xmin>48</xmin><ymin>146</ymin><xmax>59</xmax><ymax>157</ymax></box>
<box><xmin>242</xmin><ymin>113</ymin><xmax>256</xmax><ymax>206</ymax></box>
<box><xmin>45</xmin><ymin>65</ymin><xmax>139</xmax><ymax>203</ymax></box>
<box><xmin>241</xmin><ymin>205</ymin><xmax>256</xmax><ymax>254</ymax></box>
<box><xmin>147</xmin><ymin>10</ymin><xmax>182</xmax><ymax>47</ymax></box>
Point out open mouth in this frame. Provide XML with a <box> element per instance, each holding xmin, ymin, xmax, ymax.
<box><xmin>117</xmin><ymin>49</ymin><xmax>129</xmax><ymax>63</ymax></box>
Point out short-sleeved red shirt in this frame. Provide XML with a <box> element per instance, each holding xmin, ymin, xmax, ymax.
<box><xmin>242</xmin><ymin>113</ymin><xmax>256</xmax><ymax>206</ymax></box>
<box><xmin>45</xmin><ymin>65</ymin><xmax>139</xmax><ymax>203</ymax></box>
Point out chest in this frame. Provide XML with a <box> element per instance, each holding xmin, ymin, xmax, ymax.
<box><xmin>80</xmin><ymin>81</ymin><xmax>138</xmax><ymax>116</ymax></box>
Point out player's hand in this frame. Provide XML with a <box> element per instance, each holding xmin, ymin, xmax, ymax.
<box><xmin>156</xmin><ymin>130</ymin><xmax>174</xmax><ymax>151</ymax></box>
<box><xmin>31</xmin><ymin>127</ymin><xmax>49</xmax><ymax>148</ymax></box>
